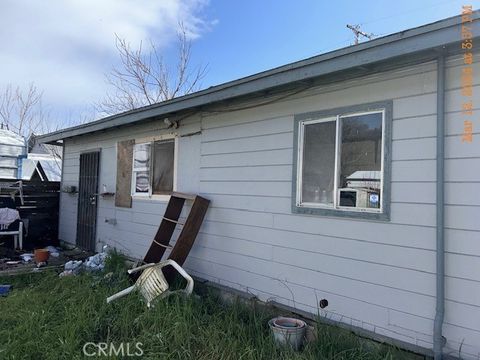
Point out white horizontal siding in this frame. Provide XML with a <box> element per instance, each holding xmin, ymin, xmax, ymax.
<box><xmin>196</xmin><ymin>60</ymin><xmax>441</xmax><ymax>350</ymax></box>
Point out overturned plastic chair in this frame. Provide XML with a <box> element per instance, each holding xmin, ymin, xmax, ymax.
<box><xmin>106</xmin><ymin>259</ymin><xmax>194</xmax><ymax>307</ymax></box>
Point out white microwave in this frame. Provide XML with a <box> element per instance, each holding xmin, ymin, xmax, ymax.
<box><xmin>338</xmin><ymin>188</ymin><xmax>380</xmax><ymax>209</ymax></box>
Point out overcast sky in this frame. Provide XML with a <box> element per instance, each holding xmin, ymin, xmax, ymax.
<box><xmin>0</xmin><ymin>0</ymin><xmax>477</xmax><ymax>129</ymax></box>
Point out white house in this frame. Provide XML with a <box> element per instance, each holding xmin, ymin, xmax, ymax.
<box><xmin>39</xmin><ymin>12</ymin><xmax>480</xmax><ymax>359</ymax></box>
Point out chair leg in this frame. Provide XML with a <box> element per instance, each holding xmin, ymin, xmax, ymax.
<box><xmin>106</xmin><ymin>285</ymin><xmax>136</xmax><ymax>303</ymax></box>
<box><xmin>13</xmin><ymin>234</ymin><xmax>18</xmax><ymax>250</ymax></box>
<box><xmin>18</xmin><ymin>222</ymin><xmax>23</xmax><ymax>250</ymax></box>
<box><xmin>127</xmin><ymin>263</ymin><xmax>156</xmax><ymax>275</ymax></box>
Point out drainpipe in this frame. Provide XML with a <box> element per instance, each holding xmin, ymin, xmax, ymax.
<box><xmin>433</xmin><ymin>54</ymin><xmax>445</xmax><ymax>360</ymax></box>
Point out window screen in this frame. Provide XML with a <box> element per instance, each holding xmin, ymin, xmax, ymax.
<box><xmin>301</xmin><ymin>120</ymin><xmax>336</xmax><ymax>205</ymax></box>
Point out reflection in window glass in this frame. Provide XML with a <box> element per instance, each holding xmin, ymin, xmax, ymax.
<box><xmin>133</xmin><ymin>143</ymin><xmax>150</xmax><ymax>170</ymax></box>
<box><xmin>339</xmin><ymin>112</ymin><xmax>382</xmax><ymax>209</ymax></box>
<box><xmin>152</xmin><ymin>140</ymin><xmax>174</xmax><ymax>194</ymax></box>
<box><xmin>302</xmin><ymin>120</ymin><xmax>336</xmax><ymax>205</ymax></box>
<box><xmin>135</xmin><ymin>171</ymin><xmax>150</xmax><ymax>193</ymax></box>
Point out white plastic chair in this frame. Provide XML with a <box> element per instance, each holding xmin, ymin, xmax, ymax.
<box><xmin>106</xmin><ymin>259</ymin><xmax>194</xmax><ymax>307</ymax></box>
<box><xmin>0</xmin><ymin>220</ymin><xmax>23</xmax><ymax>250</ymax></box>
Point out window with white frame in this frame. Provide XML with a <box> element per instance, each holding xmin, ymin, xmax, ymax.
<box><xmin>132</xmin><ymin>139</ymin><xmax>175</xmax><ymax>196</ymax></box>
<box><xmin>295</xmin><ymin>104</ymin><xmax>389</xmax><ymax>217</ymax></box>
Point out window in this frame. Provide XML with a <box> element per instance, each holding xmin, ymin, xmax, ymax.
<box><xmin>293</xmin><ymin>101</ymin><xmax>391</xmax><ymax>219</ymax></box>
<box><xmin>132</xmin><ymin>139</ymin><xmax>175</xmax><ymax>196</ymax></box>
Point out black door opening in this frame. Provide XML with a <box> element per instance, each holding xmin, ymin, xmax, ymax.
<box><xmin>76</xmin><ymin>151</ymin><xmax>100</xmax><ymax>251</ymax></box>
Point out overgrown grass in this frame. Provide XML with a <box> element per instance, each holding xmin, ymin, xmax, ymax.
<box><xmin>0</xmin><ymin>253</ymin><xmax>420</xmax><ymax>359</ymax></box>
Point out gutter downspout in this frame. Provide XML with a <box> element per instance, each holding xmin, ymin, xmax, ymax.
<box><xmin>433</xmin><ymin>54</ymin><xmax>446</xmax><ymax>360</ymax></box>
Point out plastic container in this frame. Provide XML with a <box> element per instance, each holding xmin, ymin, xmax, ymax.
<box><xmin>34</xmin><ymin>249</ymin><xmax>50</xmax><ymax>263</ymax></box>
<box><xmin>268</xmin><ymin>317</ymin><xmax>306</xmax><ymax>350</ymax></box>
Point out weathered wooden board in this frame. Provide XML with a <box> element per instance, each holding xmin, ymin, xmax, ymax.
<box><xmin>115</xmin><ymin>139</ymin><xmax>134</xmax><ymax>208</ymax></box>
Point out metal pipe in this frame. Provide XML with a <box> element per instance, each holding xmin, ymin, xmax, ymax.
<box><xmin>433</xmin><ymin>54</ymin><xmax>446</xmax><ymax>360</ymax></box>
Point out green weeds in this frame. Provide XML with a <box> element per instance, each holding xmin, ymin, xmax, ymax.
<box><xmin>0</xmin><ymin>253</ymin><xmax>420</xmax><ymax>360</ymax></box>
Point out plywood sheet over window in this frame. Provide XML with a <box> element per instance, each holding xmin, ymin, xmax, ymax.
<box><xmin>115</xmin><ymin>139</ymin><xmax>135</xmax><ymax>208</ymax></box>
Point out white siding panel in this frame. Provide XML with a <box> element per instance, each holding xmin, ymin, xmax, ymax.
<box><xmin>177</xmin><ymin>134</ymin><xmax>201</xmax><ymax>194</ymax></box>
<box><xmin>194</xmin><ymin>233</ymin><xmax>274</xmax><ymax>261</ymax></box>
<box><xmin>270</xmin><ymin>214</ymin><xmax>435</xmax><ymax>249</ymax></box>
<box><xmin>388</xmin><ymin>310</ymin><xmax>433</xmax><ymax>337</ymax></box>
<box><xmin>202</xmin><ymin>116</ymin><xmax>293</xmax><ymax>142</ymax></box>
<box><xmin>444</xmin><ymin>301</ymin><xmax>480</xmax><ymax>333</ymax></box>
<box><xmin>185</xmin><ymin>258</ymin><xmax>413</xmax><ymax>340</ymax></box>
<box><xmin>445</xmin><ymin>205</ymin><xmax>480</xmax><ymax>231</ymax></box>
<box><xmin>393</xmin><ymin>93</ymin><xmax>436</xmax><ymax>119</ymax></box>
<box><xmin>205</xmin><ymin>194</ymin><xmax>291</xmax><ymax>214</ymax></box>
<box><xmin>186</xmin><ymin>246</ymin><xmax>435</xmax><ymax>318</ymax></box>
<box><xmin>201</xmin><ymin>132</ymin><xmax>293</xmax><ymax>155</ymax></box>
<box><xmin>446</xmin><ymin>85</ymin><xmax>480</xmax><ymax>113</ymax></box>
<box><xmin>446</xmin><ymin>276</ymin><xmax>480</xmax><ymax>306</ymax></box>
<box><xmin>446</xmin><ymin>252</ymin><xmax>480</xmax><ymax>282</ymax></box>
<box><xmin>391</xmin><ymin>138</ymin><xmax>436</xmax><ymax>161</ymax></box>
<box><xmin>272</xmin><ymin>246</ymin><xmax>435</xmax><ymax>296</ymax></box>
<box><xmin>446</xmin><ymin>228</ymin><xmax>480</xmax><ymax>256</ymax></box>
<box><xmin>200</xmin><ymin>181</ymin><xmax>291</xmax><ymax>197</ymax></box>
<box><xmin>446</xmin><ymin>183</ymin><xmax>480</xmax><ymax>206</ymax></box>
<box><xmin>201</xmin><ymin>149</ymin><xmax>292</xmax><ymax>168</ymax></box>
<box><xmin>446</xmin><ymin>109</ymin><xmax>480</xmax><ymax>136</ymax></box>
<box><xmin>445</xmin><ymin>158</ymin><xmax>480</xmax><ymax>182</ymax></box>
<box><xmin>206</xmin><ymin>207</ymin><xmax>274</xmax><ymax>228</ymax></box>
<box><xmin>392</xmin><ymin>160</ymin><xmax>436</xmax><ymax>182</ymax></box>
<box><xmin>200</xmin><ymin>220</ymin><xmax>435</xmax><ymax>267</ymax></box>
<box><xmin>443</xmin><ymin>324</ymin><xmax>480</xmax><ymax>359</ymax></box>
<box><xmin>200</xmin><ymin>165</ymin><xmax>292</xmax><ymax>181</ymax></box>
<box><xmin>392</xmin><ymin>115</ymin><xmax>436</xmax><ymax>140</ymax></box>
<box><xmin>446</xmin><ymin>134</ymin><xmax>480</xmax><ymax>158</ymax></box>
<box><xmin>391</xmin><ymin>182</ymin><xmax>436</xmax><ymax>204</ymax></box>
<box><xmin>446</xmin><ymin>54</ymin><xmax>480</xmax><ymax>89</ymax></box>
<box><xmin>390</xmin><ymin>203</ymin><xmax>436</xmax><ymax>227</ymax></box>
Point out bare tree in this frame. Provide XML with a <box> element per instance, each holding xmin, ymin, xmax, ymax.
<box><xmin>97</xmin><ymin>24</ymin><xmax>207</xmax><ymax>115</ymax></box>
<box><xmin>0</xmin><ymin>83</ymin><xmax>45</xmax><ymax>137</ymax></box>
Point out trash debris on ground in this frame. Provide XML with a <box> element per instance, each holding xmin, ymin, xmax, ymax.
<box><xmin>0</xmin><ymin>242</ymin><xmax>89</xmax><ymax>276</ymax></box>
<box><xmin>0</xmin><ymin>241</ymin><xmax>109</xmax><ymax>277</ymax></box>
<box><xmin>84</xmin><ymin>252</ymin><xmax>107</xmax><ymax>271</ymax></box>
<box><xmin>65</xmin><ymin>260</ymin><xmax>83</xmax><ymax>271</ymax></box>
<box><xmin>45</xmin><ymin>246</ymin><xmax>60</xmax><ymax>257</ymax></box>
<box><xmin>0</xmin><ymin>284</ymin><xmax>12</xmax><ymax>296</ymax></box>
<box><xmin>107</xmin><ymin>259</ymin><xmax>194</xmax><ymax>307</ymax></box>
<box><xmin>59</xmin><ymin>260</ymin><xmax>83</xmax><ymax>276</ymax></box>
<box><xmin>58</xmin><ymin>246</ymin><xmax>108</xmax><ymax>276</ymax></box>
<box><xmin>20</xmin><ymin>253</ymin><xmax>33</xmax><ymax>262</ymax></box>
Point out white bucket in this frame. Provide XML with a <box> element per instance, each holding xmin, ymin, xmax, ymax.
<box><xmin>268</xmin><ymin>317</ymin><xmax>306</xmax><ymax>350</ymax></box>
